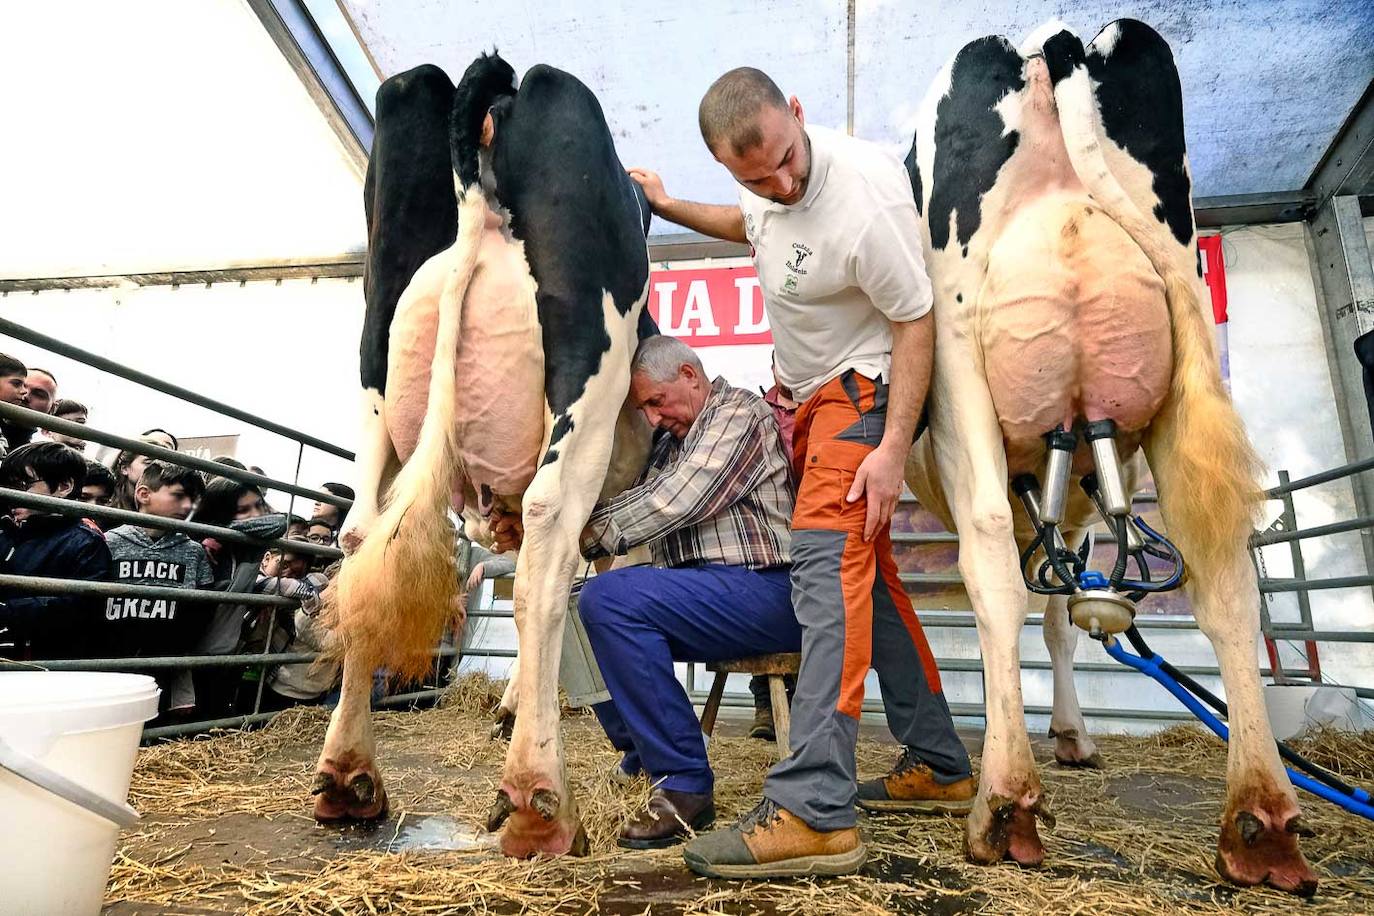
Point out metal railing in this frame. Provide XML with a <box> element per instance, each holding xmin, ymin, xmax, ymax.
<box><xmin>461</xmin><ymin>466</ymin><xmax>1374</xmax><ymax>722</ymax></box>
<box><xmin>3</xmin><ymin>312</ymin><xmax>1371</xmax><ymax>737</ymax></box>
<box><xmin>0</xmin><ymin>317</ymin><xmax>354</xmax><ymax>460</ymax></box>
<box><xmin>0</xmin><ymin>318</ymin><xmax>379</xmax><ymax>741</ymax></box>
<box><xmin>1254</xmin><ymin>463</ymin><xmax>1374</xmax><ymax>686</ymax></box>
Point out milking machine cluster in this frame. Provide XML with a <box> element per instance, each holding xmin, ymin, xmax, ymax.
<box><xmin>1014</xmin><ymin>419</ymin><xmax>1374</xmax><ymax>821</ymax></box>
<box><xmin>1014</xmin><ymin>419</ymin><xmax>1184</xmax><ymax>638</ymax></box>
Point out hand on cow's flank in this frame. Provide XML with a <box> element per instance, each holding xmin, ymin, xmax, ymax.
<box><xmin>627</xmin><ymin>167</ymin><xmax>670</xmax><ymax>212</ymax></box>
<box><xmin>847</xmin><ymin>444</ymin><xmax>904</xmax><ymax>543</ymax></box>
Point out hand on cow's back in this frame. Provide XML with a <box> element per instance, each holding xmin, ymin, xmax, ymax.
<box><xmin>627</xmin><ymin>167</ymin><xmax>669</xmax><ymax>211</ymax></box>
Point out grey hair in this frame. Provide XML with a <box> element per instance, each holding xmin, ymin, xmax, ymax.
<box><xmin>631</xmin><ymin>335</ymin><xmax>705</xmax><ymax>383</ymax></box>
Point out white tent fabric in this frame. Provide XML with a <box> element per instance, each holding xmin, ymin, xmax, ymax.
<box><xmin>0</xmin><ymin>0</ymin><xmax>366</xmax><ymax>280</ymax></box>
<box><xmin>340</xmin><ymin>0</ymin><xmax>1373</xmax><ymax>230</ymax></box>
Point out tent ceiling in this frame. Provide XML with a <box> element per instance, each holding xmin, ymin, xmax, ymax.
<box><xmin>338</xmin><ymin>0</ymin><xmax>1373</xmax><ymax>235</ymax></box>
<box><xmin>0</xmin><ymin>0</ymin><xmax>366</xmax><ymax>280</ymax></box>
<box><xmin>2</xmin><ymin>2</ymin><xmax>1368</xmax><ymax>283</ymax></box>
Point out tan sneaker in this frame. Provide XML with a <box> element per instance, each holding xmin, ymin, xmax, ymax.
<box><xmin>857</xmin><ymin>747</ymin><xmax>974</xmax><ymax>813</ymax></box>
<box><xmin>683</xmin><ymin>798</ymin><xmax>867</xmax><ymax>879</ymax></box>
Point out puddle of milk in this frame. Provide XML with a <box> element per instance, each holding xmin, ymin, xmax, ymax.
<box><xmin>386</xmin><ymin>815</ymin><xmax>498</xmax><ymax>852</ymax></box>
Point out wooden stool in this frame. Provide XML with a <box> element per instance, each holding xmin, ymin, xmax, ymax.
<box><xmin>698</xmin><ymin>652</ymin><xmax>801</xmax><ymax>760</ymax></box>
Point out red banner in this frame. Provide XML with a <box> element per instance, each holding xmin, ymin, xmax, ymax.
<box><xmin>647</xmin><ymin>266</ymin><xmax>769</xmax><ymax>347</ymax></box>
<box><xmin>1197</xmin><ymin>235</ymin><xmax>1228</xmax><ymax>324</ymax></box>
<box><xmin>652</xmin><ymin>237</ymin><xmax>1228</xmax><ymax>346</ymax></box>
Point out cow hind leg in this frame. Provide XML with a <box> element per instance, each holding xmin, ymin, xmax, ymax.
<box><xmin>489</xmin><ymin>297</ymin><xmax>640</xmax><ymax>859</ymax></box>
<box><xmin>1041</xmin><ymin>584</ymin><xmax>1102</xmax><ymax>769</ymax></box>
<box><xmin>1144</xmin><ymin>437</ymin><xmax>1317</xmax><ymax>896</ymax></box>
<box><xmin>958</xmin><ymin>484</ymin><xmax>1048</xmax><ymax>867</ymax></box>
<box><xmin>313</xmin><ymin>653</ymin><xmax>388</xmax><ymax>821</ymax></box>
<box><xmin>929</xmin><ymin>374</ymin><xmax>1048</xmax><ymax>866</ymax></box>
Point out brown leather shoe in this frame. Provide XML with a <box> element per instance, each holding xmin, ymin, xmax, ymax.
<box><xmin>857</xmin><ymin>747</ymin><xmax>975</xmax><ymax>813</ymax></box>
<box><xmin>683</xmin><ymin>798</ymin><xmax>866</xmax><ymax>878</ymax></box>
<box><xmin>617</xmin><ymin>787</ymin><xmax>715</xmax><ymax>850</ymax></box>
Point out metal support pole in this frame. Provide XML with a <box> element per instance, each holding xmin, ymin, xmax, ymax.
<box><xmin>1279</xmin><ymin>471</ymin><xmax>1318</xmax><ymax>680</ymax></box>
<box><xmin>1306</xmin><ymin>194</ymin><xmax>1374</xmax><ymax>579</ymax></box>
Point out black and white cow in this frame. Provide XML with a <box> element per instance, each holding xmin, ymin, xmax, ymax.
<box><xmin>902</xmin><ymin>20</ymin><xmax>1316</xmax><ymax>894</ymax></box>
<box><xmin>311</xmin><ymin>53</ymin><xmax>656</xmax><ymax>859</ymax></box>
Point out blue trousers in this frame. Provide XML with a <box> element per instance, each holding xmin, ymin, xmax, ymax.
<box><xmin>580</xmin><ymin>564</ymin><xmax>800</xmax><ymax>794</ymax></box>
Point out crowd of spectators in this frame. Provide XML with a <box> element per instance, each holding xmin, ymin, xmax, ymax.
<box><xmin>0</xmin><ymin>350</ymin><xmax>389</xmax><ymax>726</ymax></box>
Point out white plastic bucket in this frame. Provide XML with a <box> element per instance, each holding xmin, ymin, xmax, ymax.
<box><xmin>0</xmin><ymin>672</ymin><xmax>160</xmax><ymax>916</ymax></box>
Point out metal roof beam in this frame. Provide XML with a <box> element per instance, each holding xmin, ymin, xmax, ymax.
<box><xmin>1</xmin><ymin>187</ymin><xmax>1339</xmax><ymax>293</ymax></box>
<box><xmin>0</xmin><ymin>253</ymin><xmax>367</xmax><ymax>293</ymax></box>
<box><xmin>1305</xmin><ymin>81</ymin><xmax>1374</xmax><ymax>210</ymax></box>
<box><xmin>1193</xmin><ymin>192</ymin><xmax>1314</xmax><ymax>228</ymax></box>
<box><xmin>246</xmin><ymin>0</ymin><xmax>373</xmax><ymax>176</ymax></box>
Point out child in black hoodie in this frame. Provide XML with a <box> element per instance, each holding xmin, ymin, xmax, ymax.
<box><xmin>0</xmin><ymin>441</ymin><xmax>112</xmax><ymax>660</ymax></box>
<box><xmin>103</xmin><ymin>460</ymin><xmax>212</xmax><ymax>712</ymax></box>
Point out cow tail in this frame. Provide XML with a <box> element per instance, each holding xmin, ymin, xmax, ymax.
<box><xmin>326</xmin><ymin>196</ymin><xmax>494</xmax><ymax>682</ymax></box>
<box><xmin>450</xmin><ymin>52</ymin><xmax>517</xmax><ymax>193</ymax></box>
<box><xmin>1048</xmin><ymin>33</ymin><xmax>1262</xmax><ymax>589</ymax></box>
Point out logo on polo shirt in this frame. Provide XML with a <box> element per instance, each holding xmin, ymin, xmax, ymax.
<box><xmin>786</xmin><ymin>242</ymin><xmax>813</xmax><ymax>275</ymax></box>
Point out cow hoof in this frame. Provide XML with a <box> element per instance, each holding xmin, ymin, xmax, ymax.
<box><xmin>490</xmin><ymin>706</ymin><xmax>515</xmax><ymax>741</ymax></box>
<box><xmin>1216</xmin><ymin>806</ymin><xmax>1318</xmax><ymax>897</ymax></box>
<box><xmin>1049</xmin><ymin>728</ymin><xmax>1104</xmax><ymax>769</ymax></box>
<box><xmin>966</xmin><ymin>793</ymin><xmax>1053</xmax><ymax>867</ymax></box>
<box><xmin>499</xmin><ymin>812</ymin><xmax>589</xmax><ymax>859</ymax></box>
<box><xmin>486</xmin><ymin>788</ymin><xmax>517</xmax><ymax>831</ymax></box>
<box><xmin>489</xmin><ymin>783</ymin><xmax>586</xmax><ymax>858</ymax></box>
<box><xmin>530</xmin><ymin>788</ymin><xmax>560</xmax><ymax>820</ymax></box>
<box><xmin>1055</xmin><ymin>752</ymin><xmax>1099</xmax><ymax>774</ymax></box>
<box><xmin>312</xmin><ymin>759</ymin><xmax>388</xmax><ymax>822</ymax></box>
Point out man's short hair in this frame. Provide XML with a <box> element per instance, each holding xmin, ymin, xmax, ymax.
<box><xmin>28</xmin><ymin>368</ymin><xmax>56</xmax><ymax>386</ymax></box>
<box><xmin>0</xmin><ymin>353</ymin><xmax>26</xmax><ymax>379</ymax></box>
<box><xmin>53</xmin><ymin>398</ymin><xmax>87</xmax><ymax>418</ymax></box>
<box><xmin>0</xmin><ymin>441</ymin><xmax>86</xmax><ymax>492</ymax></box>
<box><xmin>138</xmin><ymin>459</ymin><xmax>205</xmax><ymax>500</ymax></box>
<box><xmin>83</xmin><ymin>459</ymin><xmax>116</xmax><ymax>492</ymax></box>
<box><xmin>698</xmin><ymin>67</ymin><xmax>789</xmax><ymax>157</ymax></box>
<box><xmin>321</xmin><ymin>481</ymin><xmax>355</xmax><ymax>501</ymax></box>
<box><xmin>632</xmin><ymin>336</ymin><xmax>706</xmax><ymax>384</ymax></box>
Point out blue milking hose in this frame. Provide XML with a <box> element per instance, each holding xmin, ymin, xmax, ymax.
<box><xmin>1102</xmin><ymin>636</ymin><xmax>1374</xmax><ymax>822</ymax></box>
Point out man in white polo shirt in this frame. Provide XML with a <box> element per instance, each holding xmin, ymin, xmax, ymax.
<box><xmin>629</xmin><ymin>67</ymin><xmax>972</xmax><ymax>879</ymax></box>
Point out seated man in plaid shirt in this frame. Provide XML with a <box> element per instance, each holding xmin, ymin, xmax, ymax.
<box><xmin>579</xmin><ymin>335</ymin><xmax>799</xmax><ymax>850</ymax></box>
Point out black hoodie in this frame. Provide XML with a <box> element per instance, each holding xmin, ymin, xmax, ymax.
<box><xmin>0</xmin><ymin>512</ymin><xmax>112</xmax><ymax>659</ymax></box>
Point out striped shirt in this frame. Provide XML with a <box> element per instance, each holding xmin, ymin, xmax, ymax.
<box><xmin>583</xmin><ymin>377</ymin><xmax>794</xmax><ymax>569</ymax></box>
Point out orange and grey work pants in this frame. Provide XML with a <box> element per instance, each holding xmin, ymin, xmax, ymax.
<box><xmin>762</xmin><ymin>370</ymin><xmax>971</xmax><ymax>830</ymax></box>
